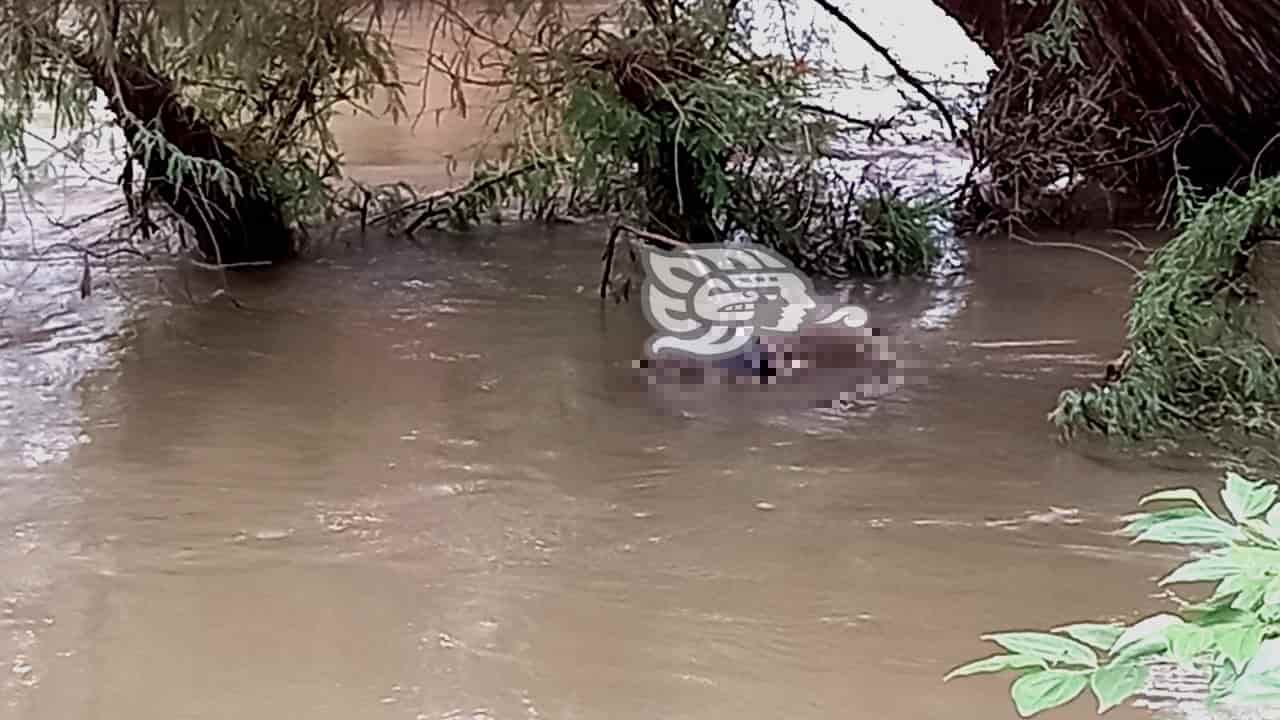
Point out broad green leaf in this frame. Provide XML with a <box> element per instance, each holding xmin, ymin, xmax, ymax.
<box><xmin>1229</xmin><ymin>671</ymin><xmax>1280</xmax><ymax>705</ymax></box>
<box><xmin>1243</xmin><ymin>638</ymin><xmax>1280</xmax><ymax>678</ymax></box>
<box><xmin>1011</xmin><ymin>670</ymin><xmax>1090</xmax><ymax>718</ymax></box>
<box><xmin>1167</xmin><ymin>624</ymin><xmax>1216</xmax><ymax>665</ymax></box>
<box><xmin>1185</xmin><ymin>605</ymin><xmax>1249</xmax><ymax>628</ymax></box>
<box><xmin>1139</xmin><ymin>488</ymin><xmax>1215</xmax><ymax>516</ymax></box>
<box><xmin>1263</xmin><ymin>576</ymin><xmax>1280</xmax><ymax>607</ymax></box>
<box><xmin>1261</xmin><ymin>603</ymin><xmax>1280</xmax><ymax>624</ymax></box>
<box><xmin>1120</xmin><ymin>508</ymin><xmax>1202</xmax><ymax>537</ymax></box>
<box><xmin>1214</xmin><ymin>573</ymin><xmax>1247</xmax><ymax>601</ymax></box>
<box><xmin>1051</xmin><ymin>623</ymin><xmax>1124</xmax><ymax>651</ymax></box>
<box><xmin>1231</xmin><ymin>579</ymin><xmax>1269</xmax><ymax>611</ymax></box>
<box><xmin>1214</xmin><ymin>623</ymin><xmax>1266</xmax><ymax>668</ymax></box>
<box><xmin>1208</xmin><ymin>664</ymin><xmax>1243</xmax><ymax>704</ymax></box>
<box><xmin>1112</xmin><ymin>614</ymin><xmax>1183</xmax><ymax>655</ymax></box>
<box><xmin>1134</xmin><ymin>516</ymin><xmax>1243</xmax><ymax>546</ymax></box>
<box><xmin>1223</xmin><ymin>473</ymin><xmax>1278</xmax><ymax>522</ymax></box>
<box><xmin>1090</xmin><ymin>662</ymin><xmax>1149</xmax><ymax>713</ymax></box>
<box><xmin>1241</xmin><ymin>519</ymin><xmax>1280</xmax><ymax>548</ymax></box>
<box><xmin>1229</xmin><ymin>546</ymin><xmax>1280</xmax><ymax>574</ymax></box>
<box><xmin>1111</xmin><ymin>636</ymin><xmax>1170</xmax><ymax>666</ymax></box>
<box><xmin>1232</xmin><ymin>639</ymin><xmax>1280</xmax><ymax>702</ymax></box>
<box><xmin>945</xmin><ymin>654</ymin><xmax>1045</xmax><ymax>681</ymax></box>
<box><xmin>982</xmin><ymin>632</ymin><xmax>1098</xmax><ymax>668</ymax></box>
<box><xmin>1265</xmin><ymin>501</ymin><xmax>1280</xmax><ymax>528</ymax></box>
<box><xmin>1160</xmin><ymin>552</ymin><xmax>1237</xmax><ymax>585</ymax></box>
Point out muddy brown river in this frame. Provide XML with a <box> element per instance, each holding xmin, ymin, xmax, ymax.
<box><xmin>0</xmin><ymin>6</ymin><xmax>1248</xmax><ymax>720</ymax></box>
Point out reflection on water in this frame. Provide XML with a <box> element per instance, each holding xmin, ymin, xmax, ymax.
<box><xmin>0</xmin><ymin>4</ymin><xmax>1248</xmax><ymax>720</ymax></box>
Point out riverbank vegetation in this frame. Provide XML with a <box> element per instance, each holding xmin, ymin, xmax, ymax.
<box><xmin>5</xmin><ymin>0</ymin><xmax>1280</xmax><ymax>445</ymax></box>
<box><xmin>1</xmin><ymin>0</ymin><xmax>410</xmax><ymax>265</ymax></box>
<box><xmin>952</xmin><ymin>472</ymin><xmax>1280</xmax><ymax>716</ymax></box>
<box><xmin>381</xmin><ymin>0</ymin><xmax>951</xmax><ymax>281</ymax></box>
<box><xmin>1052</xmin><ymin>178</ymin><xmax>1280</xmax><ymax>443</ymax></box>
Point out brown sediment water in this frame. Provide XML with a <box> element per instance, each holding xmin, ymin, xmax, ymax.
<box><xmin>0</xmin><ymin>7</ymin><xmax>1238</xmax><ymax>720</ymax></box>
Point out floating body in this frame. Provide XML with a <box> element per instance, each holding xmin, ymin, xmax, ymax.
<box><xmin>634</xmin><ymin>323</ymin><xmax>909</xmax><ymax>408</ymax></box>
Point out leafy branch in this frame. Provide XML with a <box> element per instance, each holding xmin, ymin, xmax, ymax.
<box><xmin>950</xmin><ymin>472</ymin><xmax>1280</xmax><ymax>716</ymax></box>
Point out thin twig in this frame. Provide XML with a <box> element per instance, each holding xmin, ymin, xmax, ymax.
<box><xmin>600</xmin><ymin>224</ymin><xmax>623</xmax><ymax>299</ymax></box>
<box><xmin>616</xmin><ymin>223</ymin><xmax>689</xmax><ymax>250</ymax></box>
<box><xmin>1011</xmin><ymin>232</ymin><xmax>1141</xmax><ymax>274</ymax></box>
<box><xmin>807</xmin><ymin>0</ymin><xmax>960</xmax><ymax>141</ymax></box>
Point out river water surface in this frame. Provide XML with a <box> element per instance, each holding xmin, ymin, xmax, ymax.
<box><xmin>0</xmin><ymin>4</ymin><xmax>1244</xmax><ymax>720</ymax></box>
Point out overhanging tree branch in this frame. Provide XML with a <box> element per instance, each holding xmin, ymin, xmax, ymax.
<box><xmin>808</xmin><ymin>0</ymin><xmax>960</xmax><ymax>141</ymax></box>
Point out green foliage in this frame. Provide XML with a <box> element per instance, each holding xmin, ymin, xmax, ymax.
<box><xmin>728</xmin><ymin>162</ymin><xmax>944</xmax><ymax>279</ymax></box>
<box><xmin>0</xmin><ymin>0</ymin><xmax>404</xmax><ymax>230</ymax></box>
<box><xmin>561</xmin><ymin>78</ymin><xmax>656</xmax><ymax>212</ymax></box>
<box><xmin>5</xmin><ymin>0</ymin><xmax>945</xmax><ymax>275</ymax></box>
<box><xmin>852</xmin><ymin>192</ymin><xmax>944</xmax><ymax>277</ymax></box>
<box><xmin>1019</xmin><ymin>0</ymin><xmax>1085</xmax><ymax>65</ymax></box>
<box><xmin>949</xmin><ymin>472</ymin><xmax>1280</xmax><ymax>716</ymax></box>
<box><xmin>551</xmin><ymin>0</ymin><xmax>824</xmax><ymax>218</ymax></box>
<box><xmin>1052</xmin><ymin>176</ymin><xmax>1280</xmax><ymax>441</ymax></box>
<box><xmin>445</xmin><ymin>0</ymin><xmax>941</xmax><ymax>278</ymax></box>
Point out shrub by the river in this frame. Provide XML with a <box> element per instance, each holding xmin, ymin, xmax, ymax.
<box><xmin>950</xmin><ymin>472</ymin><xmax>1280</xmax><ymax>716</ymax></box>
<box><xmin>1051</xmin><ymin>175</ymin><xmax>1280</xmax><ymax>443</ymax></box>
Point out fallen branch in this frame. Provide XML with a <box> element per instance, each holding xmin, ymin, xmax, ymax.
<box><xmin>600</xmin><ymin>224</ymin><xmax>623</xmax><ymax>300</ymax></box>
<box><xmin>598</xmin><ymin>223</ymin><xmax>690</xmax><ymax>300</ymax></box>
<box><xmin>616</xmin><ymin>223</ymin><xmax>689</xmax><ymax>250</ymax></box>
<box><xmin>1011</xmin><ymin>232</ymin><xmax>1141</xmax><ymax>274</ymax></box>
<box><xmin>185</xmin><ymin>259</ymin><xmax>277</xmax><ymax>271</ymax></box>
<box><xmin>357</xmin><ymin>161</ymin><xmax>555</xmax><ymax>233</ymax></box>
<box><xmin>403</xmin><ymin>161</ymin><xmax>555</xmax><ymax>235</ymax></box>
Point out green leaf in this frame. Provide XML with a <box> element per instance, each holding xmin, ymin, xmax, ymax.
<box><xmin>1214</xmin><ymin>573</ymin><xmax>1247</xmax><ymax>601</ymax></box>
<box><xmin>1120</xmin><ymin>508</ymin><xmax>1202</xmax><ymax>537</ymax></box>
<box><xmin>1160</xmin><ymin>552</ymin><xmax>1237</xmax><ymax>585</ymax></box>
<box><xmin>1052</xmin><ymin>624</ymin><xmax>1125</xmax><ymax>651</ymax></box>
<box><xmin>1243</xmin><ymin>521</ymin><xmax>1280</xmax><ymax>550</ymax></box>
<box><xmin>1230</xmin><ymin>670</ymin><xmax>1280</xmax><ymax>705</ymax></box>
<box><xmin>1090</xmin><ymin>662</ymin><xmax>1149</xmax><ymax>713</ymax></box>
<box><xmin>1011</xmin><ymin>670</ymin><xmax>1090</xmax><ymax>717</ymax></box>
<box><xmin>1265</xmin><ymin>501</ymin><xmax>1280</xmax><ymax>528</ymax></box>
<box><xmin>1263</xmin><ymin>577</ymin><xmax>1280</xmax><ymax>607</ymax></box>
<box><xmin>1110</xmin><ymin>614</ymin><xmax>1181</xmax><ymax>664</ymax></box>
<box><xmin>1133</xmin><ymin>516</ymin><xmax>1243</xmax><ymax>546</ymax></box>
<box><xmin>945</xmin><ymin>654</ymin><xmax>1045</xmax><ymax>681</ymax></box>
<box><xmin>1243</xmin><ymin>638</ymin><xmax>1280</xmax><ymax>678</ymax></box>
<box><xmin>1214</xmin><ymin>623</ymin><xmax>1266</xmax><ymax>668</ymax></box>
<box><xmin>1139</xmin><ymin>487</ymin><xmax>1216</xmax><ymax>516</ymax></box>
<box><xmin>1167</xmin><ymin>624</ymin><xmax>1216</xmax><ymax>665</ymax></box>
<box><xmin>982</xmin><ymin>632</ymin><xmax>1098</xmax><ymax>668</ymax></box>
<box><xmin>1231</xmin><ymin>579</ymin><xmax>1269</xmax><ymax>611</ymax></box>
<box><xmin>1111</xmin><ymin>636</ymin><xmax>1171</xmax><ymax>666</ymax></box>
<box><xmin>1223</xmin><ymin>473</ymin><xmax>1278</xmax><ymax>523</ymax></box>
<box><xmin>1229</xmin><ymin>546</ymin><xmax>1280</xmax><ymax>574</ymax></box>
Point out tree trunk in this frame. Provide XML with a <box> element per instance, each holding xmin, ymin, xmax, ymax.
<box><xmin>634</xmin><ymin>132</ymin><xmax>722</xmax><ymax>245</ymax></box>
<box><xmin>935</xmin><ymin>0</ymin><xmax>1280</xmax><ymax>191</ymax></box>
<box><xmin>931</xmin><ymin>0</ymin><xmax>1046</xmax><ymax>60</ymax></box>
<box><xmin>596</xmin><ymin>31</ymin><xmax>725</xmax><ymax>245</ymax></box>
<box><xmin>75</xmin><ymin>52</ymin><xmax>296</xmax><ymax>266</ymax></box>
